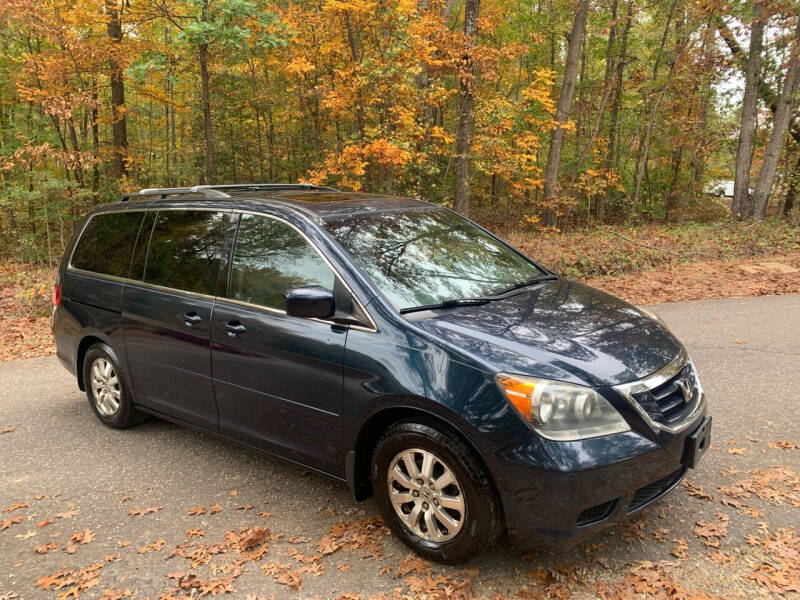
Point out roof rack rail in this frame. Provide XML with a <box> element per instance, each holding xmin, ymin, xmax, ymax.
<box><xmin>202</xmin><ymin>184</ymin><xmax>339</xmax><ymax>193</ymax></box>
<box><xmin>118</xmin><ymin>183</ymin><xmax>337</xmax><ymax>202</ymax></box>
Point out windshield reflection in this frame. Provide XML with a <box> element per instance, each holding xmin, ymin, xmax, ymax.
<box><xmin>323</xmin><ymin>207</ymin><xmax>545</xmax><ymax>310</ymax></box>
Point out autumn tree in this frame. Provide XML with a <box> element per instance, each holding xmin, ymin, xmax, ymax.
<box><xmin>453</xmin><ymin>0</ymin><xmax>480</xmax><ymax>216</ymax></box>
<box><xmin>542</xmin><ymin>0</ymin><xmax>590</xmax><ymax>226</ymax></box>
<box><xmin>751</xmin><ymin>20</ymin><xmax>800</xmax><ymax>219</ymax></box>
<box><xmin>732</xmin><ymin>5</ymin><xmax>764</xmax><ymax>218</ymax></box>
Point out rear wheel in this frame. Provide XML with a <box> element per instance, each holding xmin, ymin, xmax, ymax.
<box><xmin>372</xmin><ymin>420</ymin><xmax>502</xmax><ymax>563</ymax></box>
<box><xmin>83</xmin><ymin>343</ymin><xmax>145</xmax><ymax>429</ymax></box>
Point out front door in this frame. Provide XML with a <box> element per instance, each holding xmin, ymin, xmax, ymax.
<box><xmin>122</xmin><ymin>208</ymin><xmax>229</xmax><ymax>430</ymax></box>
<box><xmin>211</xmin><ymin>212</ymin><xmax>346</xmax><ymax>473</ymax></box>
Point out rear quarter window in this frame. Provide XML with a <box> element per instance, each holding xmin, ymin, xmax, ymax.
<box><xmin>70</xmin><ymin>211</ymin><xmax>146</xmax><ymax>278</ymax></box>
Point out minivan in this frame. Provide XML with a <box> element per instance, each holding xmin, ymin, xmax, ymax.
<box><xmin>52</xmin><ymin>183</ymin><xmax>711</xmax><ymax>563</ymax></box>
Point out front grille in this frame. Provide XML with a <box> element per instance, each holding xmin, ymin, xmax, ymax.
<box><xmin>576</xmin><ymin>499</ymin><xmax>617</xmax><ymax>526</ymax></box>
<box><xmin>631</xmin><ymin>364</ymin><xmax>699</xmax><ymax>426</ymax></box>
<box><xmin>628</xmin><ymin>469</ymin><xmax>684</xmax><ymax>512</ymax></box>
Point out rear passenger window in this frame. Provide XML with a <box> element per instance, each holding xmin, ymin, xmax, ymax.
<box><xmin>144</xmin><ymin>210</ymin><xmax>227</xmax><ymax>295</ymax></box>
<box><xmin>71</xmin><ymin>212</ymin><xmax>145</xmax><ymax>278</ymax></box>
<box><xmin>228</xmin><ymin>214</ymin><xmax>335</xmax><ymax>310</ymax></box>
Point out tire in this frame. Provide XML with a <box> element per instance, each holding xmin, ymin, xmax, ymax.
<box><xmin>371</xmin><ymin>420</ymin><xmax>503</xmax><ymax>563</ymax></box>
<box><xmin>82</xmin><ymin>342</ymin><xmax>146</xmax><ymax>429</ymax></box>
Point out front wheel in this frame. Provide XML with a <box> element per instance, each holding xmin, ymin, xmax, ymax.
<box><xmin>372</xmin><ymin>421</ymin><xmax>503</xmax><ymax>563</ymax></box>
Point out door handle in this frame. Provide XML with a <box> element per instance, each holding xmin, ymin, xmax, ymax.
<box><xmin>181</xmin><ymin>311</ymin><xmax>203</xmax><ymax>327</ymax></box>
<box><xmin>223</xmin><ymin>321</ymin><xmax>247</xmax><ymax>337</ymax></box>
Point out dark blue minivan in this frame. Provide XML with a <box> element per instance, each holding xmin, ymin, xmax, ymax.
<box><xmin>52</xmin><ymin>184</ymin><xmax>711</xmax><ymax>563</ymax></box>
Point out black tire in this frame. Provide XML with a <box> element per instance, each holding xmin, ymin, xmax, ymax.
<box><xmin>371</xmin><ymin>420</ymin><xmax>503</xmax><ymax>563</ymax></box>
<box><xmin>82</xmin><ymin>342</ymin><xmax>146</xmax><ymax>429</ymax></box>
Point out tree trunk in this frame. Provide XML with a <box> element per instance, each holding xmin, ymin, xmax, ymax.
<box><xmin>785</xmin><ymin>153</ymin><xmax>800</xmax><ymax>216</ymax></box>
<box><xmin>106</xmin><ymin>0</ymin><xmax>128</xmax><ymax>179</ymax></box>
<box><xmin>453</xmin><ymin>0</ymin><xmax>480</xmax><ymax>216</ymax></box>
<box><xmin>600</xmin><ymin>0</ymin><xmax>632</xmax><ymax>219</ymax></box>
<box><xmin>199</xmin><ymin>42</ymin><xmax>216</xmax><ymax>183</ymax></box>
<box><xmin>91</xmin><ymin>88</ymin><xmax>100</xmax><ymax>199</ymax></box>
<box><xmin>732</xmin><ymin>8</ymin><xmax>763</xmax><ymax>218</ymax></box>
<box><xmin>751</xmin><ymin>23</ymin><xmax>800</xmax><ymax>220</ymax></box>
<box><xmin>542</xmin><ymin>0</ymin><xmax>590</xmax><ymax>226</ymax></box>
<box><xmin>198</xmin><ymin>0</ymin><xmax>216</xmax><ymax>182</ymax></box>
<box><xmin>691</xmin><ymin>22</ymin><xmax>714</xmax><ymax>191</ymax></box>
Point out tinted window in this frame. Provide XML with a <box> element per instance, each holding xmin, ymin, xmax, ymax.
<box><xmin>229</xmin><ymin>214</ymin><xmax>335</xmax><ymax>310</ymax></box>
<box><xmin>324</xmin><ymin>208</ymin><xmax>545</xmax><ymax>310</ymax></box>
<box><xmin>144</xmin><ymin>210</ymin><xmax>227</xmax><ymax>295</ymax></box>
<box><xmin>71</xmin><ymin>211</ymin><xmax>145</xmax><ymax>278</ymax></box>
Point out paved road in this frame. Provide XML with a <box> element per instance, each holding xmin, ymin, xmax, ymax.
<box><xmin>1</xmin><ymin>295</ymin><xmax>799</xmax><ymax>599</ymax></box>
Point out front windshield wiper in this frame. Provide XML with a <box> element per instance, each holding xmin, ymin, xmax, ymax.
<box><xmin>399</xmin><ymin>274</ymin><xmax>560</xmax><ymax>315</ymax></box>
<box><xmin>399</xmin><ymin>297</ymin><xmax>493</xmax><ymax>314</ymax></box>
<box><xmin>491</xmin><ymin>274</ymin><xmax>559</xmax><ymax>296</ymax></box>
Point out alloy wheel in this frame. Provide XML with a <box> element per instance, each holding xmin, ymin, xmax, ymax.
<box><xmin>90</xmin><ymin>357</ymin><xmax>121</xmax><ymax>416</ymax></box>
<box><xmin>387</xmin><ymin>448</ymin><xmax>465</xmax><ymax>542</ymax></box>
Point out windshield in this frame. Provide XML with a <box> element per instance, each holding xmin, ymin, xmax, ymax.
<box><xmin>323</xmin><ymin>207</ymin><xmax>547</xmax><ymax>310</ymax></box>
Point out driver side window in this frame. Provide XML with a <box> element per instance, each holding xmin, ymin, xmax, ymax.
<box><xmin>228</xmin><ymin>213</ymin><xmax>335</xmax><ymax>310</ymax></box>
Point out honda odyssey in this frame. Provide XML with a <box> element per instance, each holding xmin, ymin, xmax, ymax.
<box><xmin>52</xmin><ymin>183</ymin><xmax>711</xmax><ymax>563</ymax></box>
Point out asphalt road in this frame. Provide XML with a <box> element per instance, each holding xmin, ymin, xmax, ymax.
<box><xmin>1</xmin><ymin>294</ymin><xmax>799</xmax><ymax>599</ymax></box>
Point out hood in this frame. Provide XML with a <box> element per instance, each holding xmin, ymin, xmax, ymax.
<box><xmin>412</xmin><ymin>278</ymin><xmax>683</xmax><ymax>387</ymax></box>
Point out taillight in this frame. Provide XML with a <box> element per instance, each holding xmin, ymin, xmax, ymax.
<box><xmin>52</xmin><ymin>283</ymin><xmax>61</xmax><ymax>307</ymax></box>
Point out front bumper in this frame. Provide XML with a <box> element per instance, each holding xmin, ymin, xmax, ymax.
<box><xmin>489</xmin><ymin>409</ymin><xmax>709</xmax><ymax>552</ymax></box>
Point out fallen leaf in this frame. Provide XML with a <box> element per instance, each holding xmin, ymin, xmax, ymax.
<box><xmin>33</xmin><ymin>542</ymin><xmax>59</xmax><ymax>554</ymax></box>
<box><xmin>186</xmin><ymin>529</ymin><xmax>205</xmax><ymax>538</ymax></box>
<box><xmin>694</xmin><ymin>513</ymin><xmax>729</xmax><ymax>547</ymax></box>
<box><xmin>0</xmin><ymin>426</ymin><xmax>15</xmax><ymax>434</ymax></box>
<box><xmin>1</xmin><ymin>516</ymin><xmax>22</xmax><ymax>530</ymax></box>
<box><xmin>286</xmin><ymin>535</ymin><xmax>310</xmax><ymax>544</ymax></box>
<box><xmin>728</xmin><ymin>447</ymin><xmax>747</xmax><ymax>455</ymax></box>
<box><xmin>55</xmin><ymin>510</ymin><xmax>80</xmax><ymax>520</ymax></box>
<box><xmin>234</xmin><ymin>504</ymin><xmax>253</xmax><ymax>511</ymax></box>
<box><xmin>187</xmin><ymin>506</ymin><xmax>206</xmax><ymax>516</ymax></box>
<box><xmin>35</xmin><ymin>563</ymin><xmax>103</xmax><ymax>596</ymax></box>
<box><xmin>397</xmin><ymin>554</ymin><xmax>430</xmax><ymax>576</ymax></box>
<box><xmin>137</xmin><ymin>539</ymin><xmax>166</xmax><ymax>554</ymax></box>
<box><xmin>65</xmin><ymin>529</ymin><xmax>96</xmax><ymax>554</ymax></box>
<box><xmin>670</xmin><ymin>538</ymin><xmax>689</xmax><ymax>558</ymax></box>
<box><xmin>682</xmin><ymin>480</ymin><xmax>713</xmax><ymax>500</ymax></box>
<box><xmin>209</xmin><ymin>502</ymin><xmax>221</xmax><ymax>514</ymax></box>
<box><xmin>36</xmin><ymin>519</ymin><xmax>53</xmax><ymax>528</ymax></box>
<box><xmin>263</xmin><ymin>562</ymin><xmax>302</xmax><ymax>591</ymax></box>
<box><xmin>225</xmin><ymin>526</ymin><xmax>270</xmax><ymax>552</ymax></box>
<box><xmin>14</xmin><ymin>530</ymin><xmax>35</xmax><ymax>540</ymax></box>
<box><xmin>127</xmin><ymin>506</ymin><xmax>163</xmax><ymax>517</ymax></box>
<box><xmin>767</xmin><ymin>440</ymin><xmax>798</xmax><ymax>451</ymax></box>
<box><xmin>3</xmin><ymin>502</ymin><xmax>29</xmax><ymax>513</ymax></box>
<box><xmin>709</xmin><ymin>550</ymin><xmax>735</xmax><ymax>565</ymax></box>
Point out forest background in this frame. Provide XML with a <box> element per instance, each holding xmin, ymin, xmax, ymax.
<box><xmin>1</xmin><ymin>0</ymin><xmax>800</xmax><ymax>357</ymax></box>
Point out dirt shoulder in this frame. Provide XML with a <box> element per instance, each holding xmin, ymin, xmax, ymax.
<box><xmin>2</xmin><ymin>246</ymin><xmax>799</xmax><ymax>363</ymax></box>
<box><xmin>587</xmin><ymin>252</ymin><xmax>800</xmax><ymax>305</ymax></box>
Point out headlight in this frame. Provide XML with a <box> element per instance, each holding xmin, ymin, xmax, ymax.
<box><xmin>495</xmin><ymin>373</ymin><xmax>630</xmax><ymax>441</ymax></box>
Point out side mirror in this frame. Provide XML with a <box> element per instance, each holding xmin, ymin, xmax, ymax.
<box><xmin>285</xmin><ymin>286</ymin><xmax>335</xmax><ymax>319</ymax></box>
